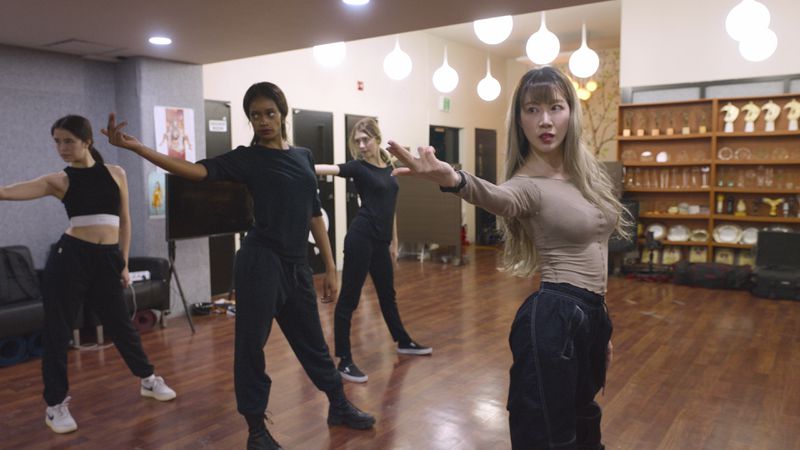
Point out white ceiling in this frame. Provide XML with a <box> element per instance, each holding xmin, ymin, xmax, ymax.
<box><xmin>0</xmin><ymin>0</ymin><xmax>617</xmax><ymax>65</ymax></box>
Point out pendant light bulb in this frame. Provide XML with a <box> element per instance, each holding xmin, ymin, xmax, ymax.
<box><xmin>526</xmin><ymin>12</ymin><xmax>560</xmax><ymax>65</ymax></box>
<box><xmin>473</xmin><ymin>15</ymin><xmax>513</xmax><ymax>45</ymax></box>
<box><xmin>383</xmin><ymin>37</ymin><xmax>413</xmax><ymax>80</ymax></box>
<box><xmin>568</xmin><ymin>23</ymin><xmax>599</xmax><ymax>79</ymax></box>
<box><xmin>432</xmin><ymin>47</ymin><xmax>459</xmax><ymax>94</ymax></box>
<box><xmin>313</xmin><ymin>42</ymin><xmax>346</xmax><ymax>68</ymax></box>
<box><xmin>726</xmin><ymin>0</ymin><xmax>770</xmax><ymax>42</ymax></box>
<box><xmin>477</xmin><ymin>58</ymin><xmax>501</xmax><ymax>102</ymax></box>
<box><xmin>738</xmin><ymin>27</ymin><xmax>778</xmax><ymax>62</ymax></box>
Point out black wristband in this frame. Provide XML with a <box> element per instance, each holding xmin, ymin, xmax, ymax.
<box><xmin>439</xmin><ymin>170</ymin><xmax>466</xmax><ymax>193</ymax></box>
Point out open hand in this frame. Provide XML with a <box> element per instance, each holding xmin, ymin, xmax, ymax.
<box><xmin>385</xmin><ymin>141</ymin><xmax>461</xmax><ymax>188</ymax></box>
<box><xmin>321</xmin><ymin>269</ymin><xmax>338</xmax><ymax>303</ymax></box>
<box><xmin>101</xmin><ymin>113</ymin><xmax>144</xmax><ymax>152</ymax></box>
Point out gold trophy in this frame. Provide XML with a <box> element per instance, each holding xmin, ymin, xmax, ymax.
<box><xmin>762</xmin><ymin>197</ymin><xmax>784</xmax><ymax>216</ymax></box>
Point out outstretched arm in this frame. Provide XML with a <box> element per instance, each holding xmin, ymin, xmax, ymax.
<box><xmin>315</xmin><ymin>164</ymin><xmax>340</xmax><ymax>176</ymax></box>
<box><xmin>385</xmin><ymin>141</ymin><xmax>461</xmax><ymax>188</ymax></box>
<box><xmin>310</xmin><ymin>215</ymin><xmax>338</xmax><ymax>303</ymax></box>
<box><xmin>0</xmin><ymin>173</ymin><xmax>65</xmax><ymax>201</ymax></box>
<box><xmin>102</xmin><ymin>113</ymin><xmax>207</xmax><ymax>181</ymax></box>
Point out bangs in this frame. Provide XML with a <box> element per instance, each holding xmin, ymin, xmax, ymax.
<box><xmin>520</xmin><ymin>81</ymin><xmax>566</xmax><ymax>105</ymax></box>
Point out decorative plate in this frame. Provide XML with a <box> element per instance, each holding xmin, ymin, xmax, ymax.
<box><xmin>740</xmin><ymin>227</ymin><xmax>759</xmax><ymax>245</ymax></box>
<box><xmin>771</xmin><ymin>147</ymin><xmax>789</xmax><ymax>160</ymax></box>
<box><xmin>734</xmin><ymin>147</ymin><xmax>752</xmax><ymax>160</ymax></box>
<box><xmin>713</xmin><ymin>224</ymin><xmax>742</xmax><ymax>243</ymax></box>
<box><xmin>717</xmin><ymin>147</ymin><xmax>734</xmax><ymax>160</ymax></box>
<box><xmin>689</xmin><ymin>229</ymin><xmax>709</xmax><ymax>242</ymax></box>
<box><xmin>656</xmin><ymin>151</ymin><xmax>669</xmax><ymax>163</ymax></box>
<box><xmin>666</xmin><ymin>224</ymin><xmax>690</xmax><ymax>242</ymax></box>
<box><xmin>646</xmin><ymin>223</ymin><xmax>666</xmax><ymax>240</ymax></box>
<box><xmin>662</xmin><ymin>246</ymin><xmax>682</xmax><ymax>265</ymax></box>
<box><xmin>621</xmin><ymin>149</ymin><xmax>637</xmax><ymax>162</ymax></box>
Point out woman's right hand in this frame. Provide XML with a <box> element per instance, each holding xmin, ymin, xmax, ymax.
<box><xmin>386</xmin><ymin>141</ymin><xmax>461</xmax><ymax>188</ymax></box>
<box><xmin>101</xmin><ymin>113</ymin><xmax>144</xmax><ymax>153</ymax></box>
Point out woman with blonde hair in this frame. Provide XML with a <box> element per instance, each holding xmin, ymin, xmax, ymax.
<box><xmin>387</xmin><ymin>66</ymin><xmax>629</xmax><ymax>449</ymax></box>
<box><xmin>315</xmin><ymin>118</ymin><xmax>430</xmax><ymax>384</ymax></box>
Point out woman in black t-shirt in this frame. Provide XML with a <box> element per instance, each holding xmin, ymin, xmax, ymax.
<box><xmin>103</xmin><ymin>83</ymin><xmax>375</xmax><ymax>449</ymax></box>
<box><xmin>316</xmin><ymin>118</ymin><xmax>431</xmax><ymax>384</ymax></box>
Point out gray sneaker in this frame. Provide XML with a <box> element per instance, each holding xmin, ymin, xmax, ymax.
<box><xmin>397</xmin><ymin>340</ymin><xmax>433</xmax><ymax>355</ymax></box>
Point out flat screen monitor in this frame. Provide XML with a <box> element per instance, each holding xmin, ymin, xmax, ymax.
<box><xmin>166</xmin><ymin>174</ymin><xmax>253</xmax><ymax>241</ymax></box>
<box><xmin>755</xmin><ymin>231</ymin><xmax>800</xmax><ymax>269</ymax></box>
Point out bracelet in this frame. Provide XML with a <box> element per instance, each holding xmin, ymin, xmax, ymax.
<box><xmin>439</xmin><ymin>170</ymin><xmax>467</xmax><ymax>193</ymax></box>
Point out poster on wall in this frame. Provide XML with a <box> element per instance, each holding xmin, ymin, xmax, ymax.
<box><xmin>154</xmin><ymin>106</ymin><xmax>196</xmax><ymax>163</ymax></box>
<box><xmin>147</xmin><ymin>170</ymin><xmax>165</xmax><ymax>218</ymax></box>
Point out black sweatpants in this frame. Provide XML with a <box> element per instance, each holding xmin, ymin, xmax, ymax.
<box><xmin>507</xmin><ymin>282</ymin><xmax>612</xmax><ymax>450</ymax></box>
<box><xmin>233</xmin><ymin>245</ymin><xmax>342</xmax><ymax>416</ymax></box>
<box><xmin>41</xmin><ymin>234</ymin><xmax>153</xmax><ymax>406</ymax></box>
<box><xmin>334</xmin><ymin>231</ymin><xmax>410</xmax><ymax>360</ymax></box>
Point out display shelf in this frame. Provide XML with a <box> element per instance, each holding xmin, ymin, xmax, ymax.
<box><xmin>626</xmin><ymin>188</ymin><xmax>710</xmax><ymax>193</ymax></box>
<box><xmin>639</xmin><ymin>213</ymin><xmax>710</xmax><ymax>219</ymax></box>
<box><xmin>714</xmin><ymin>187</ymin><xmax>799</xmax><ymax>194</ymax></box>
<box><xmin>637</xmin><ymin>239</ymin><xmax>700</xmax><ymax>247</ymax></box>
<box><xmin>714</xmin><ymin>159</ymin><xmax>800</xmax><ymax>165</ymax></box>
<box><xmin>711</xmin><ymin>214</ymin><xmax>800</xmax><ymax>224</ymax></box>
<box><xmin>618</xmin><ymin>134</ymin><xmax>712</xmax><ymax>141</ymax></box>
<box><xmin>624</xmin><ymin>161</ymin><xmax>712</xmax><ymax>167</ymax></box>
<box><xmin>711</xmin><ymin>242</ymin><xmax>753</xmax><ymax>249</ymax></box>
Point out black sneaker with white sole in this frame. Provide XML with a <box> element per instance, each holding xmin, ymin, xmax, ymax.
<box><xmin>397</xmin><ymin>340</ymin><xmax>433</xmax><ymax>355</ymax></box>
<box><xmin>337</xmin><ymin>359</ymin><xmax>368</xmax><ymax>383</ymax></box>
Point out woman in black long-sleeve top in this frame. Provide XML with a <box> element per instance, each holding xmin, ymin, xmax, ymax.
<box><xmin>103</xmin><ymin>82</ymin><xmax>374</xmax><ymax>450</ymax></box>
<box><xmin>315</xmin><ymin>118</ymin><xmax>431</xmax><ymax>384</ymax></box>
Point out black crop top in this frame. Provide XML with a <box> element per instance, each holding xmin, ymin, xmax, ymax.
<box><xmin>61</xmin><ymin>163</ymin><xmax>121</xmax><ymax>218</ymax></box>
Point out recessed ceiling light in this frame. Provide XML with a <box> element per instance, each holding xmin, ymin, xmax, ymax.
<box><xmin>149</xmin><ymin>36</ymin><xmax>172</xmax><ymax>46</ymax></box>
<box><xmin>342</xmin><ymin>0</ymin><xmax>369</xmax><ymax>5</ymax></box>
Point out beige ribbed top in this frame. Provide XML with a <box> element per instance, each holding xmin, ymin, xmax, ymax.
<box><xmin>458</xmin><ymin>171</ymin><xmax>617</xmax><ymax>294</ymax></box>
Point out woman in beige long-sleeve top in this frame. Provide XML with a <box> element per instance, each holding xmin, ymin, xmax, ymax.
<box><xmin>387</xmin><ymin>66</ymin><xmax>630</xmax><ymax>450</ymax></box>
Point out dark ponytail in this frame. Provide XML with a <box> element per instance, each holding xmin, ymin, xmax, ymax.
<box><xmin>51</xmin><ymin>115</ymin><xmax>104</xmax><ymax>164</ymax></box>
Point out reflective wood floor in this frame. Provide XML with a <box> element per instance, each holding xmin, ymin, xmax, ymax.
<box><xmin>1</xmin><ymin>247</ymin><xmax>799</xmax><ymax>449</ymax></box>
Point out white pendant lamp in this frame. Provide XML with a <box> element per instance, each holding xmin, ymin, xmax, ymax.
<box><xmin>725</xmin><ymin>0</ymin><xmax>770</xmax><ymax>42</ymax></box>
<box><xmin>473</xmin><ymin>15</ymin><xmax>513</xmax><ymax>45</ymax></box>
<box><xmin>526</xmin><ymin>11</ymin><xmax>560</xmax><ymax>65</ymax></box>
<box><xmin>738</xmin><ymin>27</ymin><xmax>778</xmax><ymax>62</ymax></box>
<box><xmin>313</xmin><ymin>42</ymin><xmax>346</xmax><ymax>68</ymax></box>
<box><xmin>383</xmin><ymin>37</ymin><xmax>413</xmax><ymax>80</ymax></box>
<box><xmin>477</xmin><ymin>58</ymin><xmax>501</xmax><ymax>102</ymax></box>
<box><xmin>568</xmin><ymin>22</ymin><xmax>600</xmax><ymax>79</ymax></box>
<box><xmin>432</xmin><ymin>47</ymin><xmax>459</xmax><ymax>94</ymax></box>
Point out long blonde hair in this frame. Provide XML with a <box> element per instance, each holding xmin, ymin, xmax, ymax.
<box><xmin>498</xmin><ymin>67</ymin><xmax>631</xmax><ymax>277</ymax></box>
<box><xmin>348</xmin><ymin>118</ymin><xmax>394</xmax><ymax>167</ymax></box>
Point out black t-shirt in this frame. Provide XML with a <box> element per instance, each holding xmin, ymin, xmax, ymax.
<box><xmin>338</xmin><ymin>160</ymin><xmax>398</xmax><ymax>242</ymax></box>
<box><xmin>199</xmin><ymin>145</ymin><xmax>322</xmax><ymax>262</ymax></box>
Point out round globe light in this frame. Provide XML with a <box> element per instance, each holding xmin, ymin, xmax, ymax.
<box><xmin>473</xmin><ymin>15</ymin><xmax>513</xmax><ymax>45</ymax></box>
<box><xmin>725</xmin><ymin>0</ymin><xmax>770</xmax><ymax>42</ymax></box>
<box><xmin>586</xmin><ymin>80</ymin><xmax>598</xmax><ymax>92</ymax></box>
<box><xmin>577</xmin><ymin>87</ymin><xmax>591</xmax><ymax>101</ymax></box>
<box><xmin>383</xmin><ymin>39</ymin><xmax>413</xmax><ymax>80</ymax></box>
<box><xmin>313</xmin><ymin>42</ymin><xmax>346</xmax><ymax>68</ymax></box>
<box><xmin>738</xmin><ymin>27</ymin><xmax>778</xmax><ymax>62</ymax></box>
<box><xmin>526</xmin><ymin>12</ymin><xmax>560</xmax><ymax>65</ymax></box>
<box><xmin>432</xmin><ymin>48</ymin><xmax>459</xmax><ymax>93</ymax></box>
<box><xmin>342</xmin><ymin>0</ymin><xmax>369</xmax><ymax>5</ymax></box>
<box><xmin>477</xmin><ymin>58</ymin><xmax>501</xmax><ymax>101</ymax></box>
<box><xmin>568</xmin><ymin>23</ymin><xmax>599</xmax><ymax>79</ymax></box>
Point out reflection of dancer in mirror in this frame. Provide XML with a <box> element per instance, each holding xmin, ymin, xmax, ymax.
<box><xmin>0</xmin><ymin>115</ymin><xmax>176</xmax><ymax>435</ymax></box>
<box><xmin>386</xmin><ymin>67</ymin><xmax>630</xmax><ymax>449</ymax></box>
<box><xmin>315</xmin><ymin>118</ymin><xmax>431</xmax><ymax>384</ymax></box>
<box><xmin>103</xmin><ymin>82</ymin><xmax>374</xmax><ymax>449</ymax></box>
<box><xmin>159</xmin><ymin>110</ymin><xmax>192</xmax><ymax>160</ymax></box>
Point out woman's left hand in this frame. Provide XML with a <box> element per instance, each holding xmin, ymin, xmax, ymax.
<box><xmin>121</xmin><ymin>267</ymin><xmax>131</xmax><ymax>288</ymax></box>
<box><xmin>321</xmin><ymin>269</ymin><xmax>338</xmax><ymax>303</ymax></box>
<box><xmin>390</xmin><ymin>242</ymin><xmax>398</xmax><ymax>263</ymax></box>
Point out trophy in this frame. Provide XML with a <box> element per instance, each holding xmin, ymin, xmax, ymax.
<box><xmin>741</xmin><ymin>101</ymin><xmax>760</xmax><ymax>133</ymax></box>
<box><xmin>762</xmin><ymin>197</ymin><xmax>784</xmax><ymax>216</ymax></box>
<box><xmin>720</xmin><ymin>102</ymin><xmax>739</xmax><ymax>133</ymax></box>
<box><xmin>651</xmin><ymin>112</ymin><xmax>660</xmax><ymax>136</ymax></box>
<box><xmin>784</xmin><ymin>99</ymin><xmax>800</xmax><ymax>131</ymax></box>
<box><xmin>635</xmin><ymin>111</ymin><xmax>645</xmax><ymax>136</ymax></box>
<box><xmin>761</xmin><ymin>100</ymin><xmax>780</xmax><ymax>132</ymax></box>
<box><xmin>664</xmin><ymin>112</ymin><xmax>674</xmax><ymax>135</ymax></box>
<box><xmin>735</xmin><ymin>199</ymin><xmax>747</xmax><ymax>216</ymax></box>
<box><xmin>681</xmin><ymin>111</ymin><xmax>691</xmax><ymax>135</ymax></box>
<box><xmin>698</xmin><ymin>111</ymin><xmax>707</xmax><ymax>134</ymax></box>
<box><xmin>622</xmin><ymin>112</ymin><xmax>632</xmax><ymax>136</ymax></box>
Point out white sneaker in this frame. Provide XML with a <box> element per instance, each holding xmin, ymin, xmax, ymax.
<box><xmin>45</xmin><ymin>396</ymin><xmax>78</xmax><ymax>434</ymax></box>
<box><xmin>140</xmin><ymin>374</ymin><xmax>177</xmax><ymax>401</ymax></box>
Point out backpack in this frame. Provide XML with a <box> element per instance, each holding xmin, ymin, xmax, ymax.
<box><xmin>673</xmin><ymin>261</ymin><xmax>752</xmax><ymax>290</ymax></box>
<box><xmin>0</xmin><ymin>248</ymin><xmax>42</xmax><ymax>305</ymax></box>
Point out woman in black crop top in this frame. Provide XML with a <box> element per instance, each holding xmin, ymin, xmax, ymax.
<box><xmin>315</xmin><ymin>118</ymin><xmax>431</xmax><ymax>384</ymax></box>
<box><xmin>103</xmin><ymin>82</ymin><xmax>375</xmax><ymax>448</ymax></box>
<box><xmin>0</xmin><ymin>115</ymin><xmax>176</xmax><ymax>435</ymax></box>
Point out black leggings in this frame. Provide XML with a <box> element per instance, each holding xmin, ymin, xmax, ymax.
<box><xmin>41</xmin><ymin>234</ymin><xmax>153</xmax><ymax>406</ymax></box>
<box><xmin>334</xmin><ymin>232</ymin><xmax>410</xmax><ymax>360</ymax></box>
<box><xmin>508</xmin><ymin>282</ymin><xmax>612</xmax><ymax>450</ymax></box>
<box><xmin>233</xmin><ymin>245</ymin><xmax>341</xmax><ymax>416</ymax></box>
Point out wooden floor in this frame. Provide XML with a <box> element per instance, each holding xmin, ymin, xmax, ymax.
<box><xmin>2</xmin><ymin>247</ymin><xmax>800</xmax><ymax>449</ymax></box>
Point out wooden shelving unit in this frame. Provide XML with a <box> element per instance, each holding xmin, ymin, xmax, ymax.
<box><xmin>618</xmin><ymin>93</ymin><xmax>800</xmax><ymax>266</ymax></box>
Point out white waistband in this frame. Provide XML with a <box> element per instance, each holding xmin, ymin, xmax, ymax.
<box><xmin>69</xmin><ymin>214</ymin><xmax>120</xmax><ymax>227</ymax></box>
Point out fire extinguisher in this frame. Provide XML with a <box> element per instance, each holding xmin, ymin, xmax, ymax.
<box><xmin>461</xmin><ymin>224</ymin><xmax>470</xmax><ymax>246</ymax></box>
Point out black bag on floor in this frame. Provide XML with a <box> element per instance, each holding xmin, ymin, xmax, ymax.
<box><xmin>0</xmin><ymin>247</ymin><xmax>42</xmax><ymax>305</ymax></box>
<box><xmin>673</xmin><ymin>261</ymin><xmax>752</xmax><ymax>290</ymax></box>
<box><xmin>751</xmin><ymin>231</ymin><xmax>800</xmax><ymax>300</ymax></box>
<box><xmin>751</xmin><ymin>268</ymin><xmax>800</xmax><ymax>300</ymax></box>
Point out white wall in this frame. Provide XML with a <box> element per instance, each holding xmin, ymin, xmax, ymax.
<box><xmin>204</xmin><ymin>32</ymin><xmax>513</xmax><ymax>265</ymax></box>
<box><xmin>620</xmin><ymin>0</ymin><xmax>800</xmax><ymax>87</ymax></box>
